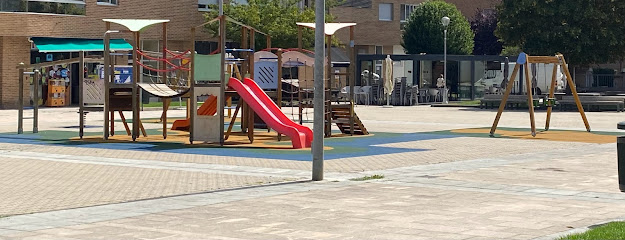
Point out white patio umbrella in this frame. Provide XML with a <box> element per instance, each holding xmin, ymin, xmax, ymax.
<box><xmin>383</xmin><ymin>55</ymin><xmax>393</xmax><ymax>107</ymax></box>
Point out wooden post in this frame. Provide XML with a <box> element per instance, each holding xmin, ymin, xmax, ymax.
<box><xmin>189</xmin><ymin>27</ymin><xmax>196</xmax><ymax>144</ymax></box>
<box><xmin>219</xmin><ymin>15</ymin><xmax>226</xmax><ymax>146</ymax></box>
<box><xmin>250</xmin><ymin>29</ymin><xmax>255</xmax><ymax>79</ymax></box>
<box><xmin>524</xmin><ymin>63</ymin><xmax>537</xmax><ymax>137</ymax></box>
<box><xmin>79</xmin><ymin>51</ymin><xmax>84</xmax><ymax>138</ymax></box>
<box><xmin>277</xmin><ymin>49</ymin><xmax>283</xmax><ymax>106</ymax></box>
<box><xmin>266</xmin><ymin>36</ymin><xmax>271</xmax><ymax>50</ymax></box>
<box><xmin>132</xmin><ymin>32</ymin><xmax>139</xmax><ymax>141</ymax></box>
<box><xmin>349</xmin><ymin>26</ymin><xmax>355</xmax><ymax>135</ymax></box>
<box><xmin>241</xmin><ymin>27</ymin><xmax>248</xmax><ymax>76</ymax></box>
<box><xmin>249</xmin><ymin>29</ymin><xmax>256</xmax><ymax>143</ymax></box>
<box><xmin>489</xmin><ymin>64</ymin><xmax>520</xmax><ymax>136</ymax></box>
<box><xmin>240</xmin><ymin>26</ymin><xmax>249</xmax><ymax>134</ymax></box>
<box><xmin>545</xmin><ymin>64</ymin><xmax>558</xmax><ymax>131</ymax></box>
<box><xmin>325</xmin><ymin>34</ymin><xmax>332</xmax><ymax>137</ymax></box>
<box><xmin>17</xmin><ymin>64</ymin><xmax>24</xmax><ymax>134</ymax></box>
<box><xmin>110</xmin><ymin>110</ymin><xmax>115</xmax><ymax>135</ymax></box>
<box><xmin>104</xmin><ymin>22</ymin><xmax>111</xmax><ymax>140</ymax></box>
<box><xmin>33</xmin><ymin>70</ymin><xmax>39</xmax><ymax>133</ymax></box>
<box><xmin>560</xmin><ymin>55</ymin><xmax>591</xmax><ymax>132</ymax></box>
<box><xmin>277</xmin><ymin>49</ymin><xmax>283</xmax><ymax>141</ymax></box>
<box><xmin>162</xmin><ymin>22</ymin><xmax>168</xmax><ymax>139</ymax></box>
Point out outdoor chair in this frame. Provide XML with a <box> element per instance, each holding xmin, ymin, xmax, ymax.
<box><xmin>428</xmin><ymin>88</ymin><xmax>440</xmax><ymax>102</ymax></box>
<box><xmin>355</xmin><ymin>86</ymin><xmax>372</xmax><ymax>105</ymax></box>
<box><xmin>409</xmin><ymin>85</ymin><xmax>419</xmax><ymax>105</ymax></box>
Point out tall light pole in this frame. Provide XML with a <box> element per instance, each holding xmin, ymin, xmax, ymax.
<box><xmin>441</xmin><ymin>16</ymin><xmax>450</xmax><ymax>104</ymax></box>
<box><xmin>312</xmin><ymin>0</ymin><xmax>325</xmax><ymax>181</ymax></box>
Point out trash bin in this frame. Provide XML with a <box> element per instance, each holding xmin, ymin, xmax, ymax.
<box><xmin>618</xmin><ymin>122</ymin><xmax>625</xmax><ymax>192</ymax></box>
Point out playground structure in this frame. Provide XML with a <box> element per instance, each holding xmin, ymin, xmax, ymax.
<box><xmin>17</xmin><ymin>51</ymin><xmax>116</xmax><ymax>135</ymax></box>
<box><xmin>490</xmin><ymin>53</ymin><xmax>591</xmax><ymax>137</ymax></box>
<box><xmin>16</xmin><ymin>17</ymin><xmax>367</xmax><ymax>149</ymax></box>
<box><xmin>82</xmin><ymin>16</ymin><xmax>314</xmax><ymax>149</ymax></box>
<box><xmin>295</xmin><ymin>22</ymin><xmax>369</xmax><ymax>137</ymax></box>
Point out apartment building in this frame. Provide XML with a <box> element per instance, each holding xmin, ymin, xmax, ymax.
<box><xmin>0</xmin><ymin>0</ymin><xmax>214</xmax><ymax>108</ymax></box>
<box><xmin>331</xmin><ymin>0</ymin><xmax>499</xmax><ymax>55</ymax></box>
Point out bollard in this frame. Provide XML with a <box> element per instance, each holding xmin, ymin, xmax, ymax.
<box><xmin>618</xmin><ymin>122</ymin><xmax>625</xmax><ymax>192</ymax></box>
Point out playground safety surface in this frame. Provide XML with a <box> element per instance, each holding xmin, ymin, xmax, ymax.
<box><xmin>0</xmin><ymin>106</ymin><xmax>624</xmax><ymax>239</ymax></box>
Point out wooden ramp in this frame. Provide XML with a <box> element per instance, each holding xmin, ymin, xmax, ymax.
<box><xmin>331</xmin><ymin>105</ymin><xmax>368</xmax><ymax>135</ymax></box>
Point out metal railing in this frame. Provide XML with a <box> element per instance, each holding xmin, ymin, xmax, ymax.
<box><xmin>592</xmin><ymin>74</ymin><xmax>615</xmax><ymax>88</ymax></box>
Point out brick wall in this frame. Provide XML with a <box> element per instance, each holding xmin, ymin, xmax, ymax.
<box><xmin>0</xmin><ymin>36</ymin><xmax>30</xmax><ymax>109</ymax></box>
<box><xmin>331</xmin><ymin>0</ymin><xmax>500</xmax><ymax>49</ymax></box>
<box><xmin>0</xmin><ymin>0</ymin><xmax>218</xmax><ymax>108</ymax></box>
<box><xmin>0</xmin><ymin>0</ymin><xmax>213</xmax><ymax>41</ymax></box>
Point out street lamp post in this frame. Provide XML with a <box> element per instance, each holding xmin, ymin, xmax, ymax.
<box><xmin>441</xmin><ymin>16</ymin><xmax>450</xmax><ymax>104</ymax></box>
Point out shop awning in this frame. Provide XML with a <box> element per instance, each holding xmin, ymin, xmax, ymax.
<box><xmin>31</xmin><ymin>37</ymin><xmax>133</xmax><ymax>53</ymax></box>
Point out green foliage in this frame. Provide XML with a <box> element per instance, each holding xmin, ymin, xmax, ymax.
<box><xmin>350</xmin><ymin>174</ymin><xmax>385</xmax><ymax>181</ymax></box>
<box><xmin>496</xmin><ymin>0</ymin><xmax>625</xmax><ymax>65</ymax></box>
<box><xmin>471</xmin><ymin>9</ymin><xmax>501</xmax><ymax>55</ymax></box>
<box><xmin>204</xmin><ymin>0</ymin><xmax>334</xmax><ymax>50</ymax></box>
<box><xmin>401</xmin><ymin>0</ymin><xmax>474</xmax><ymax>55</ymax></box>
<box><xmin>501</xmin><ymin>45</ymin><xmax>522</xmax><ymax>56</ymax></box>
<box><xmin>559</xmin><ymin>222</ymin><xmax>625</xmax><ymax>240</ymax></box>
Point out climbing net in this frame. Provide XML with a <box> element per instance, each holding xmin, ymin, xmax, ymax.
<box><xmin>136</xmin><ymin>49</ymin><xmax>192</xmax><ymax>89</ymax></box>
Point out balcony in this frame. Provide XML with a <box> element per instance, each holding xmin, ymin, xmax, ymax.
<box><xmin>0</xmin><ymin>0</ymin><xmax>85</xmax><ymax>15</ymax></box>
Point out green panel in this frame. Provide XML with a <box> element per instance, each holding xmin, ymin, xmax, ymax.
<box><xmin>194</xmin><ymin>54</ymin><xmax>223</xmax><ymax>82</ymax></box>
<box><xmin>32</xmin><ymin>37</ymin><xmax>132</xmax><ymax>53</ymax></box>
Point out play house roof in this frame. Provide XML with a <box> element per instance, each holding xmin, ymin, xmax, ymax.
<box><xmin>296</xmin><ymin>23</ymin><xmax>357</xmax><ymax>35</ymax></box>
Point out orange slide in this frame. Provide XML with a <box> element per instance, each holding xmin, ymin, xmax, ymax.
<box><xmin>171</xmin><ymin>95</ymin><xmax>218</xmax><ymax>131</ymax></box>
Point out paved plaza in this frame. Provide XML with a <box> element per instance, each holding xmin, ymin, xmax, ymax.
<box><xmin>0</xmin><ymin>105</ymin><xmax>624</xmax><ymax>239</ymax></box>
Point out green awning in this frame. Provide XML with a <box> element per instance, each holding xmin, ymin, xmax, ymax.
<box><xmin>31</xmin><ymin>37</ymin><xmax>133</xmax><ymax>53</ymax></box>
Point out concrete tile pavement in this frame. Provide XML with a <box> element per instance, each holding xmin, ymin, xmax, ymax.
<box><xmin>0</xmin><ymin>106</ymin><xmax>624</xmax><ymax>239</ymax></box>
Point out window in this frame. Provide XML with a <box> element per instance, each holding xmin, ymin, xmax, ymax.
<box><xmin>97</xmin><ymin>0</ymin><xmax>118</xmax><ymax>5</ymax></box>
<box><xmin>199</xmin><ymin>0</ymin><xmax>247</xmax><ymax>11</ymax></box>
<box><xmin>378</xmin><ymin>3</ymin><xmax>392</xmax><ymax>21</ymax></box>
<box><xmin>1</xmin><ymin>0</ymin><xmax>86</xmax><ymax>15</ymax></box>
<box><xmin>400</xmin><ymin>4</ymin><xmax>416</xmax><ymax>22</ymax></box>
<box><xmin>375</xmin><ymin>46</ymin><xmax>383</xmax><ymax>75</ymax></box>
<box><xmin>198</xmin><ymin>0</ymin><xmax>218</xmax><ymax>11</ymax></box>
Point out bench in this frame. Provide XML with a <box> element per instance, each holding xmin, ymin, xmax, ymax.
<box><xmin>559</xmin><ymin>96</ymin><xmax>625</xmax><ymax>112</ymax></box>
<box><xmin>480</xmin><ymin>94</ymin><xmax>535</xmax><ymax>109</ymax></box>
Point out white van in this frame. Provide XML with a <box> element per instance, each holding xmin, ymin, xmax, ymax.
<box><xmin>476</xmin><ymin>62</ymin><xmax>566</xmax><ymax>95</ymax></box>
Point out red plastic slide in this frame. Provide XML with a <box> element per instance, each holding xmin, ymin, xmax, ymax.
<box><xmin>228</xmin><ymin>77</ymin><xmax>312</xmax><ymax>149</ymax></box>
<box><xmin>242</xmin><ymin>78</ymin><xmax>313</xmax><ymax>147</ymax></box>
<box><xmin>171</xmin><ymin>95</ymin><xmax>218</xmax><ymax>131</ymax></box>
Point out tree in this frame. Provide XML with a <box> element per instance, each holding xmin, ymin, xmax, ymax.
<box><xmin>496</xmin><ymin>0</ymin><xmax>625</xmax><ymax>65</ymax></box>
<box><xmin>204</xmin><ymin>0</ymin><xmax>334</xmax><ymax>50</ymax></box>
<box><xmin>401</xmin><ymin>0</ymin><xmax>474</xmax><ymax>55</ymax></box>
<box><xmin>471</xmin><ymin>8</ymin><xmax>501</xmax><ymax>55</ymax></box>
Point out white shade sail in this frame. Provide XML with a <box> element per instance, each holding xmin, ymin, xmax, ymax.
<box><xmin>296</xmin><ymin>22</ymin><xmax>357</xmax><ymax>36</ymax></box>
<box><xmin>103</xmin><ymin>19</ymin><xmax>170</xmax><ymax>32</ymax></box>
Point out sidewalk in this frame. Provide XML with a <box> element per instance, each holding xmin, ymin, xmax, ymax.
<box><xmin>0</xmin><ymin>106</ymin><xmax>623</xmax><ymax>239</ymax></box>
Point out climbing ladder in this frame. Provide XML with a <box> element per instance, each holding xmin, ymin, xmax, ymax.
<box><xmin>331</xmin><ymin>105</ymin><xmax>369</xmax><ymax>135</ymax></box>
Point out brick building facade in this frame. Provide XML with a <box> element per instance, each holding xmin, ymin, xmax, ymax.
<box><xmin>331</xmin><ymin>0</ymin><xmax>499</xmax><ymax>55</ymax></box>
<box><xmin>0</xmin><ymin>0</ymin><xmax>214</xmax><ymax>108</ymax></box>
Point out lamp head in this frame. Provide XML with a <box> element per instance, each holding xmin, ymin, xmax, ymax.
<box><xmin>441</xmin><ymin>16</ymin><xmax>450</xmax><ymax>27</ymax></box>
